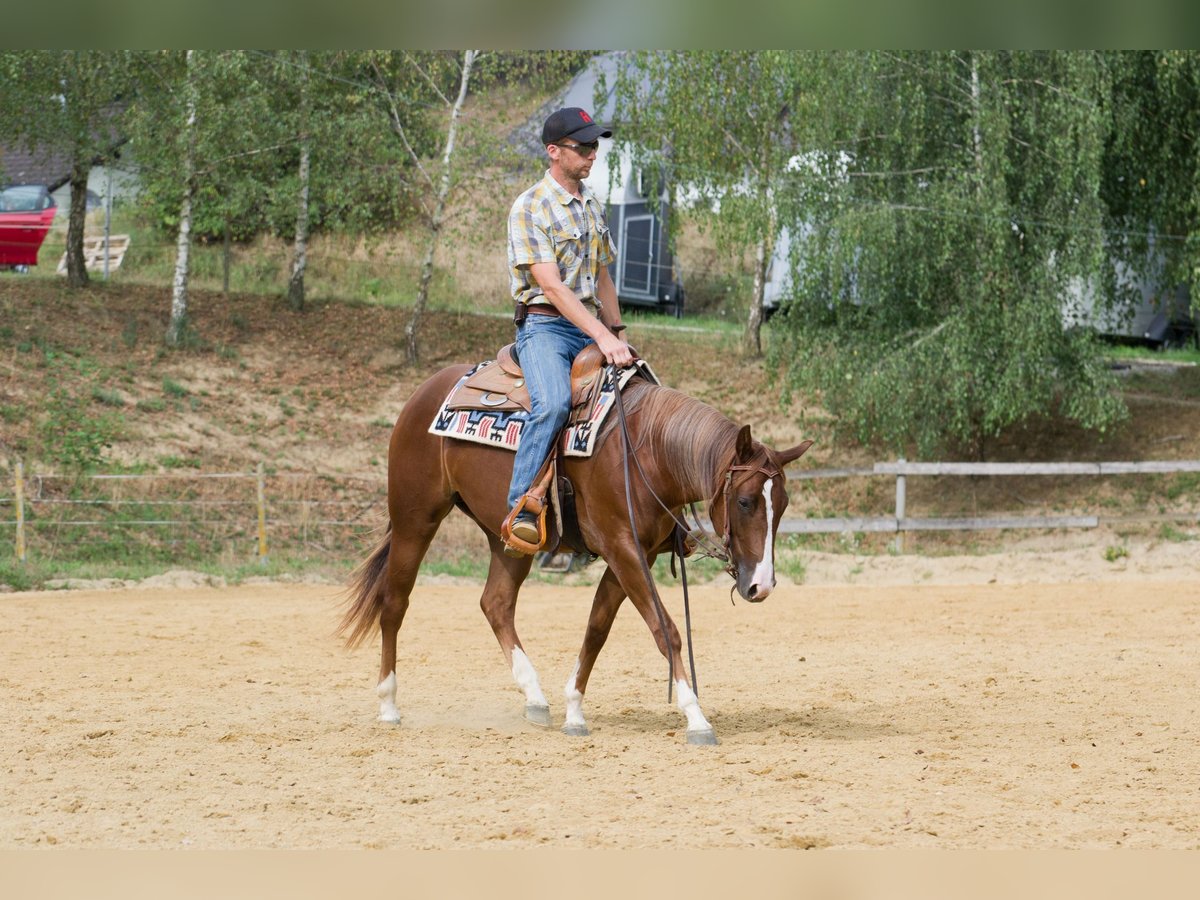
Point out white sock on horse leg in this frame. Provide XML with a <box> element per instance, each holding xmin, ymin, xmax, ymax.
<box><xmin>564</xmin><ymin>659</ymin><xmax>586</xmax><ymax>728</ymax></box>
<box><xmin>511</xmin><ymin>647</ymin><xmax>549</xmax><ymax>708</ymax></box>
<box><xmin>675</xmin><ymin>678</ymin><xmax>712</xmax><ymax>733</ymax></box>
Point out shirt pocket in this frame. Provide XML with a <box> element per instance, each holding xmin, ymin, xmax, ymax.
<box><xmin>552</xmin><ymin>223</ymin><xmax>584</xmax><ymax>264</ymax></box>
<box><xmin>596</xmin><ymin>223</ymin><xmax>615</xmax><ymax>263</ymax></box>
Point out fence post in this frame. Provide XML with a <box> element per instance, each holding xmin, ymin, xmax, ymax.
<box><xmin>14</xmin><ymin>460</ymin><xmax>26</xmax><ymax>562</ymax></box>
<box><xmin>893</xmin><ymin>457</ymin><xmax>906</xmax><ymax>554</ymax></box>
<box><xmin>256</xmin><ymin>462</ymin><xmax>268</xmax><ymax>566</ymax></box>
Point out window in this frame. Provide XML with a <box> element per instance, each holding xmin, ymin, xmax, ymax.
<box><xmin>0</xmin><ymin>186</ymin><xmax>52</xmax><ymax>212</ymax></box>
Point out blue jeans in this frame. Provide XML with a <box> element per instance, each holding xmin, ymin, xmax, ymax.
<box><xmin>506</xmin><ymin>315</ymin><xmax>592</xmax><ymax>511</ymax></box>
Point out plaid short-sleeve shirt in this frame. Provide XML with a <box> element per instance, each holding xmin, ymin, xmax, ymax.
<box><xmin>508</xmin><ymin>170</ymin><xmax>617</xmax><ymax>314</ymax></box>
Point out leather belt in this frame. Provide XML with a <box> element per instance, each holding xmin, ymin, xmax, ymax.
<box><xmin>525</xmin><ymin>302</ymin><xmax>599</xmax><ymax>318</ymax></box>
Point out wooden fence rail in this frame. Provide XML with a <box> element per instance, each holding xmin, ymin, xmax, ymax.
<box><xmin>780</xmin><ymin>459</ymin><xmax>1200</xmax><ymax>546</ymax></box>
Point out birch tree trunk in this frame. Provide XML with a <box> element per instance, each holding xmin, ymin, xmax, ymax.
<box><xmin>405</xmin><ymin>49</ymin><xmax>476</xmax><ymax>365</ymax></box>
<box><xmin>65</xmin><ymin>160</ymin><xmax>90</xmax><ymax>288</ymax></box>
<box><xmin>222</xmin><ymin>215</ymin><xmax>231</xmax><ymax>295</ymax></box>
<box><xmin>745</xmin><ymin>231</ymin><xmax>770</xmax><ymax>356</ymax></box>
<box><xmin>288</xmin><ymin>51</ymin><xmax>311</xmax><ymax>312</ymax></box>
<box><xmin>167</xmin><ymin>50</ymin><xmax>197</xmax><ymax>347</ymax></box>
<box><xmin>744</xmin><ymin>185</ymin><xmax>776</xmax><ymax>357</ymax></box>
<box><xmin>969</xmin><ymin>53</ymin><xmax>984</xmax><ymax>191</ymax></box>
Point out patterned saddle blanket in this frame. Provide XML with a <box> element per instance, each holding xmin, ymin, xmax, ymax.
<box><xmin>428</xmin><ymin>343</ymin><xmax>656</xmax><ymax>458</ymax></box>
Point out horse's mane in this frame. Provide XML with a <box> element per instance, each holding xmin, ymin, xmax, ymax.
<box><xmin>603</xmin><ymin>377</ymin><xmax>739</xmax><ymax>500</ymax></box>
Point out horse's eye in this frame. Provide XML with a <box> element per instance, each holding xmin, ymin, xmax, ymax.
<box><xmin>737</xmin><ymin>496</ymin><xmax>753</xmax><ymax>513</ymax></box>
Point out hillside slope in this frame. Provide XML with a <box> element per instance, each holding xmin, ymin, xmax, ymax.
<box><xmin>2</xmin><ymin>279</ymin><xmax>1199</xmax><ymax>551</ymax></box>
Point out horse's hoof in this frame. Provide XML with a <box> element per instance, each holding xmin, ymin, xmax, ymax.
<box><xmin>562</xmin><ymin>722</ymin><xmax>590</xmax><ymax>737</ymax></box>
<box><xmin>525</xmin><ymin>704</ymin><xmax>552</xmax><ymax>727</ymax></box>
<box><xmin>378</xmin><ymin>715</ymin><xmax>401</xmax><ymax>726</ymax></box>
<box><xmin>686</xmin><ymin>728</ymin><xmax>718</xmax><ymax>746</ymax></box>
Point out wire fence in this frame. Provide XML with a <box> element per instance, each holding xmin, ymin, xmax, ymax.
<box><xmin>1</xmin><ymin>463</ymin><xmax>387</xmax><ymax>566</ymax></box>
<box><xmin>3</xmin><ymin>459</ymin><xmax>1200</xmax><ymax>565</ymax></box>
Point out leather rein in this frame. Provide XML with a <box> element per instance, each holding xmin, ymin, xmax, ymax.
<box><xmin>606</xmin><ymin>365</ymin><xmax>782</xmax><ymax>702</ymax></box>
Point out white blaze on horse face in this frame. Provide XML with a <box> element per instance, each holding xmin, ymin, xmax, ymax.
<box><xmin>675</xmin><ymin>679</ymin><xmax>712</xmax><ymax>733</ymax></box>
<box><xmin>511</xmin><ymin>647</ymin><xmax>549</xmax><ymax>708</ymax></box>
<box><xmin>377</xmin><ymin>671</ymin><xmax>401</xmax><ymax>724</ymax></box>
<box><xmin>564</xmin><ymin>659</ymin><xmax>586</xmax><ymax>729</ymax></box>
<box><xmin>749</xmin><ymin>477</ymin><xmax>776</xmax><ymax>597</ymax></box>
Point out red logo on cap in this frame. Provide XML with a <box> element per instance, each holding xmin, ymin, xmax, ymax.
<box><xmin>579</xmin><ymin>110</ymin><xmax>592</xmax><ymax>123</ymax></box>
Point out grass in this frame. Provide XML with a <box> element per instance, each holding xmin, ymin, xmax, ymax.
<box><xmin>162</xmin><ymin>377</ymin><xmax>189</xmax><ymax>398</ymax></box>
<box><xmin>91</xmin><ymin>386</ymin><xmax>126</xmax><ymax>407</ymax></box>
<box><xmin>0</xmin><ymin>553</ymin><xmax>350</xmax><ymax>592</ymax></box>
<box><xmin>1157</xmin><ymin>523</ymin><xmax>1197</xmax><ymax>542</ymax></box>
<box><xmin>24</xmin><ymin>204</ymin><xmax>755</xmax><ymax>333</ymax></box>
<box><xmin>27</xmin><ymin>209</ymin><xmax>491</xmax><ymax>314</ymax></box>
<box><xmin>158</xmin><ymin>454</ymin><xmax>201</xmax><ymax>469</ymax></box>
<box><xmin>1104</xmin><ymin>344</ymin><xmax>1200</xmax><ymax>365</ymax></box>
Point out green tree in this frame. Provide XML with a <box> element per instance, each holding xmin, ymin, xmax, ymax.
<box><xmin>125</xmin><ymin>50</ymin><xmax>273</xmax><ymax>342</ymax></box>
<box><xmin>167</xmin><ymin>49</ymin><xmax>199</xmax><ymax>346</ymax></box>
<box><xmin>366</xmin><ymin>50</ymin><xmax>479</xmax><ymax>364</ymax></box>
<box><xmin>363</xmin><ymin>50</ymin><xmax>593</xmax><ymax>363</ymax></box>
<box><xmin>130</xmin><ymin>49</ymin><xmax>428</xmax><ymax>317</ymax></box>
<box><xmin>609</xmin><ymin>51</ymin><xmax>824</xmax><ymax>355</ymax></box>
<box><xmin>287</xmin><ymin>50</ymin><xmax>312</xmax><ymax>311</ymax></box>
<box><xmin>1102</xmin><ymin>51</ymin><xmax>1200</xmax><ymax>320</ymax></box>
<box><xmin>0</xmin><ymin>51</ymin><xmax>136</xmax><ymax>287</ymax></box>
<box><xmin>771</xmin><ymin>51</ymin><xmax>1127</xmax><ymax>458</ymax></box>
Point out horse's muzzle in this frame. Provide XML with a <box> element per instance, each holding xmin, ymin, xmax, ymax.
<box><xmin>736</xmin><ymin>566</ymin><xmax>773</xmax><ymax>603</ymax></box>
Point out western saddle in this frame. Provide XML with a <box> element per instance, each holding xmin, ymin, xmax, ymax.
<box><xmin>444</xmin><ymin>341</ymin><xmax>611</xmax><ymax>424</ymax></box>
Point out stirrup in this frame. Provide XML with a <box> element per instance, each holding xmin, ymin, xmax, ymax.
<box><xmin>501</xmin><ymin>494</ymin><xmax>546</xmax><ymax>557</ymax></box>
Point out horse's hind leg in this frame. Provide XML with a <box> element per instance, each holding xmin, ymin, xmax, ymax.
<box><xmin>478</xmin><ymin>532</ymin><xmax>549</xmax><ymax>726</ymax></box>
<box><xmin>376</xmin><ymin>514</ymin><xmax>448</xmax><ymax>724</ymax></box>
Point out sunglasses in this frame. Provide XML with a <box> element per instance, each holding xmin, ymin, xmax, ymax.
<box><xmin>556</xmin><ymin>140</ymin><xmax>600</xmax><ymax>157</ymax></box>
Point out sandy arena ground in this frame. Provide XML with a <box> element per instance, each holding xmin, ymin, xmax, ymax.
<box><xmin>2</xmin><ymin>542</ymin><xmax>1198</xmax><ymax>850</ymax></box>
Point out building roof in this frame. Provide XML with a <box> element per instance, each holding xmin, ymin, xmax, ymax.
<box><xmin>510</xmin><ymin>52</ymin><xmax>631</xmax><ymax>158</ymax></box>
<box><xmin>0</xmin><ymin>102</ymin><xmax>129</xmax><ymax>190</ymax></box>
<box><xmin>0</xmin><ymin>145</ymin><xmax>75</xmax><ymax>191</ymax></box>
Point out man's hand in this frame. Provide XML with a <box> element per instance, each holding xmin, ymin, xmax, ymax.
<box><xmin>596</xmin><ymin>330</ymin><xmax>634</xmax><ymax>368</ymax></box>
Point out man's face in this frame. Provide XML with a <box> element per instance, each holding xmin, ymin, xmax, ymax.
<box><xmin>549</xmin><ymin>139</ymin><xmax>599</xmax><ymax>181</ymax></box>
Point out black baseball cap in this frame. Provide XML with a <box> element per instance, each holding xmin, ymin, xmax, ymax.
<box><xmin>541</xmin><ymin>107</ymin><xmax>612</xmax><ymax>145</ymax></box>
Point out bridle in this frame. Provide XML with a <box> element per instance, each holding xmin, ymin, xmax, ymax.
<box><xmin>708</xmin><ymin>453</ymin><xmax>784</xmax><ymax>580</ymax></box>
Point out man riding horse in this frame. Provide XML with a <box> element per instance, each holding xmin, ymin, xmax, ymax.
<box><xmin>503</xmin><ymin>107</ymin><xmax>635</xmax><ymax>552</ymax></box>
<box><xmin>341</xmin><ymin>111</ymin><xmax>814</xmax><ymax>737</ymax></box>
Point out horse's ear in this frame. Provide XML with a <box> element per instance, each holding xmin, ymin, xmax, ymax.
<box><xmin>776</xmin><ymin>440</ymin><xmax>814</xmax><ymax>465</ymax></box>
<box><xmin>735</xmin><ymin>425</ymin><xmax>754</xmax><ymax>461</ymax></box>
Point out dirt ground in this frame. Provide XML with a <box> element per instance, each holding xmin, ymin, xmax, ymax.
<box><xmin>2</xmin><ymin>540</ymin><xmax>1198</xmax><ymax>851</ymax></box>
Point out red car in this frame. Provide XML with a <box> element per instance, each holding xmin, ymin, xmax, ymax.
<box><xmin>0</xmin><ymin>184</ymin><xmax>57</xmax><ymax>269</ymax></box>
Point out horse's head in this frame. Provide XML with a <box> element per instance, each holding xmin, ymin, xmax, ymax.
<box><xmin>713</xmin><ymin>425</ymin><xmax>812</xmax><ymax>602</ymax></box>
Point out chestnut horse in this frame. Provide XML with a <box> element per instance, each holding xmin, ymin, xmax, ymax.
<box><xmin>340</xmin><ymin>362</ymin><xmax>811</xmax><ymax>744</ymax></box>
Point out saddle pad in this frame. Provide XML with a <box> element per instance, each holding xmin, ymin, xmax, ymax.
<box><xmin>428</xmin><ymin>361</ymin><xmax>650</xmax><ymax>458</ymax></box>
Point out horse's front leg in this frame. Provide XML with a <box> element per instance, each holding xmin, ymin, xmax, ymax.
<box><xmin>563</xmin><ymin>565</ymin><xmax>627</xmax><ymax>736</ymax></box>
<box><xmin>628</xmin><ymin>589</ymin><xmax>717</xmax><ymax>746</ymax></box>
<box><xmin>601</xmin><ymin>547</ymin><xmax>718</xmax><ymax>745</ymax></box>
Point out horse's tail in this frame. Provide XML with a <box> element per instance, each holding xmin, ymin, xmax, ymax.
<box><xmin>338</xmin><ymin>525</ymin><xmax>392</xmax><ymax>649</ymax></box>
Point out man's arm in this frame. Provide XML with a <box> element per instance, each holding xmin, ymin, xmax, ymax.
<box><xmin>528</xmin><ymin>261</ymin><xmax>633</xmax><ymax>367</ymax></box>
<box><xmin>595</xmin><ymin>266</ymin><xmax>624</xmax><ymax>333</ymax></box>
